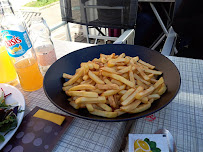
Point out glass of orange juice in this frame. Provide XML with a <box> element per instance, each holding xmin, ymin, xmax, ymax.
<box><xmin>0</xmin><ymin>45</ymin><xmax>18</xmax><ymax>85</ymax></box>
<box><xmin>15</xmin><ymin>57</ymin><xmax>43</xmax><ymax>92</ymax></box>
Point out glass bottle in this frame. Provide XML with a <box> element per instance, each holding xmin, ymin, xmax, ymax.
<box><xmin>0</xmin><ymin>0</ymin><xmax>43</xmax><ymax>91</ymax></box>
<box><xmin>30</xmin><ymin>17</ymin><xmax>57</xmax><ymax>75</ymax></box>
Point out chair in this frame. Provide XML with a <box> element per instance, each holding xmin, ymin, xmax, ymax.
<box><xmin>51</xmin><ymin>0</ymin><xmax>138</xmax><ymax>44</ymax></box>
<box><xmin>147</xmin><ymin>1</ymin><xmax>178</xmax><ymax>56</ymax></box>
<box><xmin>160</xmin><ymin>0</ymin><xmax>183</xmax><ymax>56</ymax></box>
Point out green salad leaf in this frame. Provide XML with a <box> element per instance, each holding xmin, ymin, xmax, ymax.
<box><xmin>0</xmin><ymin>88</ymin><xmax>18</xmax><ymax>142</ymax></box>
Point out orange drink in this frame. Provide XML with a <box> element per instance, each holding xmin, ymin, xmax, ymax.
<box><xmin>0</xmin><ymin>46</ymin><xmax>18</xmax><ymax>84</ymax></box>
<box><xmin>15</xmin><ymin>57</ymin><xmax>43</xmax><ymax>91</ymax></box>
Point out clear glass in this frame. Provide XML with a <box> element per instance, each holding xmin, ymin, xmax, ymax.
<box><xmin>30</xmin><ymin>17</ymin><xmax>57</xmax><ymax>75</ymax></box>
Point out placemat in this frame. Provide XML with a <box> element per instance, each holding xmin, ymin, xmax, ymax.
<box><xmin>2</xmin><ymin>106</ymin><xmax>74</xmax><ymax>152</ymax></box>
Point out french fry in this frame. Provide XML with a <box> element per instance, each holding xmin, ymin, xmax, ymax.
<box><xmin>107</xmin><ymin>53</ymin><xmax>116</xmax><ymax>60</ymax></box>
<box><xmin>137</xmin><ymin>67</ymin><xmax>150</xmax><ymax>81</ymax></box>
<box><xmin>90</xmin><ymin>109</ymin><xmax>118</xmax><ymax>118</ymax></box>
<box><xmin>108</xmin><ymin>57</ymin><xmax>126</xmax><ymax>67</ymax></box>
<box><xmin>68</xmin><ymin>84</ymin><xmax>95</xmax><ymax>91</ymax></box>
<box><xmin>87</xmin><ymin>62</ymin><xmax>99</xmax><ymax>70</ymax></box>
<box><xmin>80</xmin><ymin>79</ymin><xmax>93</xmax><ymax>84</ymax></box>
<box><xmin>129</xmin><ymin>102</ymin><xmax>151</xmax><ymax>113</ymax></box>
<box><xmin>62</xmin><ymin>82</ymin><xmax>80</xmax><ymax>91</ymax></box>
<box><xmin>92</xmin><ymin>89</ymin><xmax>104</xmax><ymax>94</ymax></box>
<box><xmin>149</xmin><ymin>98</ymin><xmax>154</xmax><ymax>104</ymax></box>
<box><xmin>131</xmin><ymin>56</ymin><xmax>139</xmax><ymax>63</ymax></box>
<box><xmin>136</xmin><ymin>62</ymin><xmax>149</xmax><ymax>70</ymax></box>
<box><xmin>124</xmin><ymin>57</ymin><xmax>130</xmax><ymax>64</ymax></box>
<box><xmin>102</xmin><ymin>71</ymin><xmax>134</xmax><ymax>87</ymax></box>
<box><xmin>97</xmin><ymin>103</ymin><xmax>112</xmax><ymax>112</ymax></box>
<box><xmin>95</xmin><ymin>84</ymin><xmax>119</xmax><ymax>90</ymax></box>
<box><xmin>158</xmin><ymin>83</ymin><xmax>167</xmax><ymax>95</ymax></box>
<box><xmin>117</xmin><ymin>66</ymin><xmax>131</xmax><ymax>74</ymax></box>
<box><xmin>92</xmin><ymin>58</ymin><xmax>100</xmax><ymax>62</ymax></box>
<box><xmin>117</xmin><ymin>66</ymin><xmax>127</xmax><ymax>70</ymax></box>
<box><xmin>91</xmin><ymin>71</ymin><xmax>100</xmax><ymax>76</ymax></box>
<box><xmin>137</xmin><ymin>80</ymin><xmax>148</xmax><ymax>90</ymax></box>
<box><xmin>120</xmin><ymin>100</ymin><xmax>141</xmax><ymax>112</ymax></box>
<box><xmin>69</xmin><ymin>101</ymin><xmax>80</xmax><ymax>109</ymax></box>
<box><xmin>114</xmin><ymin>94</ymin><xmax>121</xmax><ymax>107</ymax></box>
<box><xmin>88</xmin><ymin>70</ymin><xmax>104</xmax><ymax>84</ymax></box>
<box><xmin>122</xmin><ymin>73</ymin><xmax>129</xmax><ymax>79</ymax></box>
<box><xmin>73</xmin><ymin>96</ymin><xmax>79</xmax><ymax>101</ymax></box>
<box><xmin>87</xmin><ymin>62</ymin><xmax>94</xmax><ymax>69</ymax></box>
<box><xmin>143</xmin><ymin>68</ymin><xmax>162</xmax><ymax>75</ymax></box>
<box><xmin>83</xmin><ymin>63</ymin><xmax>89</xmax><ymax>74</ymax></box>
<box><xmin>141</xmin><ymin>97</ymin><xmax>148</xmax><ymax>103</ymax></box>
<box><xmin>92</xmin><ymin>104</ymin><xmax>104</xmax><ymax>110</ymax></box>
<box><xmin>86</xmin><ymin>104</ymin><xmax>94</xmax><ymax>112</ymax></box>
<box><xmin>150</xmin><ymin>78</ymin><xmax>158</xmax><ymax>84</ymax></box>
<box><xmin>83</xmin><ymin>75</ymin><xmax>89</xmax><ymax>81</ymax></box>
<box><xmin>135</xmin><ymin>86</ymin><xmax>155</xmax><ymax>100</ymax></box>
<box><xmin>121</xmin><ymin>86</ymin><xmax>144</xmax><ymax>106</ymax></box>
<box><xmin>129</xmin><ymin>69</ymin><xmax>136</xmax><ymax>87</ymax></box>
<box><xmin>93</xmin><ymin>61</ymin><xmax>103</xmax><ymax>68</ymax></box>
<box><xmin>138</xmin><ymin>59</ymin><xmax>155</xmax><ymax>69</ymax></box>
<box><xmin>134</xmin><ymin>73</ymin><xmax>151</xmax><ymax>86</ymax></box>
<box><xmin>101</xmin><ymin>90</ymin><xmax>119</xmax><ymax>96</ymax></box>
<box><xmin>116</xmin><ymin>62</ymin><xmax>126</xmax><ymax>66</ymax></box>
<box><xmin>63</xmin><ymin>73</ymin><xmax>73</xmax><ymax>79</ymax></box>
<box><xmin>101</xmin><ymin>85</ymin><xmax>126</xmax><ymax>96</ymax></box>
<box><xmin>119</xmin><ymin>53</ymin><xmax>126</xmax><ymax>58</ymax></box>
<box><xmin>120</xmin><ymin>88</ymin><xmax>135</xmax><ymax>102</ymax></box>
<box><xmin>63</xmin><ymin>68</ymin><xmax>84</xmax><ymax>86</ymax></box>
<box><xmin>154</xmin><ymin>77</ymin><xmax>164</xmax><ymax>89</ymax></box>
<box><xmin>75</xmin><ymin>96</ymin><xmax>106</xmax><ymax>104</ymax></box>
<box><xmin>66</xmin><ymin>91</ymin><xmax>98</xmax><ymax>98</ymax></box>
<box><xmin>111</xmin><ymin>79</ymin><xmax>123</xmax><ymax>86</ymax></box>
<box><xmin>118</xmin><ymin>90</ymin><xmax>127</xmax><ymax>95</ymax></box>
<box><xmin>76</xmin><ymin>77</ymin><xmax>83</xmax><ymax>83</ymax></box>
<box><xmin>108</xmin><ymin>96</ymin><xmax>117</xmax><ymax>108</ymax></box>
<box><xmin>101</xmin><ymin>67</ymin><xmax>118</xmax><ymax>74</ymax></box>
<box><xmin>89</xmin><ymin>80</ymin><xmax>96</xmax><ymax>86</ymax></box>
<box><xmin>114</xmin><ymin>109</ymin><xmax>126</xmax><ymax>116</ymax></box>
<box><xmin>103</xmin><ymin>78</ymin><xmax>112</xmax><ymax>84</ymax></box>
<box><xmin>148</xmin><ymin>73</ymin><xmax>154</xmax><ymax>79</ymax></box>
<box><xmin>148</xmin><ymin>94</ymin><xmax>160</xmax><ymax>100</ymax></box>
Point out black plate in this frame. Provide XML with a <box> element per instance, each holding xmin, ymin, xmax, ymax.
<box><xmin>43</xmin><ymin>44</ymin><xmax>181</xmax><ymax>122</ymax></box>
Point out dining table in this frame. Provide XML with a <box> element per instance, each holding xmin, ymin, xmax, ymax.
<box><xmin>11</xmin><ymin>40</ymin><xmax>203</xmax><ymax>152</ymax></box>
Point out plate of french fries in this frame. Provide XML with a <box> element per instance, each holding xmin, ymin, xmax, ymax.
<box><xmin>43</xmin><ymin>44</ymin><xmax>180</xmax><ymax>121</ymax></box>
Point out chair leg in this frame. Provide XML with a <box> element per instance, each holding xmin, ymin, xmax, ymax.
<box><xmin>65</xmin><ymin>23</ymin><xmax>72</xmax><ymax>41</ymax></box>
<box><xmin>85</xmin><ymin>25</ymin><xmax>90</xmax><ymax>43</ymax></box>
<box><xmin>150</xmin><ymin>3</ymin><xmax>168</xmax><ymax>35</ymax></box>
<box><xmin>161</xmin><ymin>26</ymin><xmax>178</xmax><ymax>56</ymax></box>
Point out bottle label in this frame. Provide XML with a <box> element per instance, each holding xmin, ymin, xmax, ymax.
<box><xmin>1</xmin><ymin>30</ymin><xmax>32</xmax><ymax>57</ymax></box>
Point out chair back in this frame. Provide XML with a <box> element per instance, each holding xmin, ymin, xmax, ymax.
<box><xmin>60</xmin><ymin>0</ymin><xmax>138</xmax><ymax>29</ymax></box>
